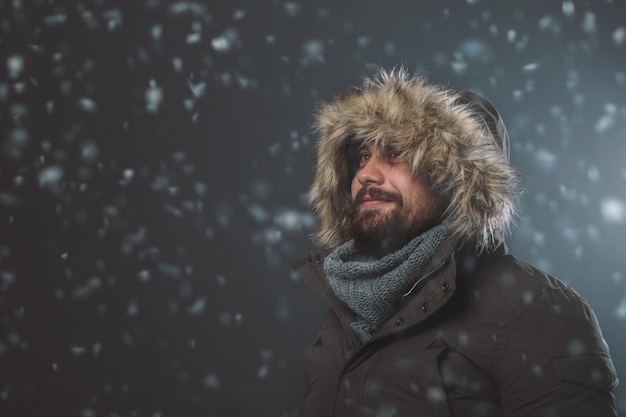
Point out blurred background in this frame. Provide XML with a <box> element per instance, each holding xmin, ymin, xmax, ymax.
<box><xmin>0</xmin><ymin>0</ymin><xmax>625</xmax><ymax>416</ymax></box>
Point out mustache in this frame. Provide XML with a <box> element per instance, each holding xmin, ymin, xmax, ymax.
<box><xmin>354</xmin><ymin>187</ymin><xmax>401</xmax><ymax>205</ymax></box>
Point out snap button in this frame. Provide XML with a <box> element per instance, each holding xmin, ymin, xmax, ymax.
<box><xmin>441</xmin><ymin>282</ymin><xmax>449</xmax><ymax>291</ymax></box>
<box><xmin>421</xmin><ymin>303</ymin><xmax>429</xmax><ymax>312</ymax></box>
<box><xmin>395</xmin><ymin>318</ymin><xmax>404</xmax><ymax>326</ymax></box>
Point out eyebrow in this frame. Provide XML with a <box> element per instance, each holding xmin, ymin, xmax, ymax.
<box><xmin>358</xmin><ymin>142</ymin><xmax>381</xmax><ymax>152</ymax></box>
<box><xmin>351</xmin><ymin>141</ymin><xmax>397</xmax><ymax>155</ymax></box>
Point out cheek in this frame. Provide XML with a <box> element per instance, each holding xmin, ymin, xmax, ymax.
<box><xmin>350</xmin><ymin>176</ymin><xmax>360</xmax><ymax>200</ymax></box>
<box><xmin>405</xmin><ymin>177</ymin><xmax>439</xmax><ymax>205</ymax></box>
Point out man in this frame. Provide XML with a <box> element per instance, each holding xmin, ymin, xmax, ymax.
<box><xmin>293</xmin><ymin>69</ymin><xmax>618</xmax><ymax>416</ymax></box>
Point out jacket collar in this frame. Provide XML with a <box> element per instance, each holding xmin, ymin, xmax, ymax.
<box><xmin>293</xmin><ymin>236</ymin><xmax>508</xmax><ymax>345</ymax></box>
<box><xmin>293</xmin><ymin>247</ymin><xmax>362</xmax><ymax>349</ymax></box>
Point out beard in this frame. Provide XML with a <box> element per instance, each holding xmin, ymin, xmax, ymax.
<box><xmin>350</xmin><ymin>187</ymin><xmax>441</xmax><ymax>259</ymax></box>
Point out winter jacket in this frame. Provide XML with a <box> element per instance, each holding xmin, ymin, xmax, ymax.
<box><xmin>294</xmin><ymin>236</ymin><xmax>619</xmax><ymax>416</ymax></box>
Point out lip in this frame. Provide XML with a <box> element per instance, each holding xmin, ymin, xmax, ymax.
<box><xmin>360</xmin><ymin>197</ymin><xmax>393</xmax><ymax>208</ymax></box>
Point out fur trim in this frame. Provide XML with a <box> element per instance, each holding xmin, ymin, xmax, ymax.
<box><xmin>309</xmin><ymin>68</ymin><xmax>521</xmax><ymax>251</ymax></box>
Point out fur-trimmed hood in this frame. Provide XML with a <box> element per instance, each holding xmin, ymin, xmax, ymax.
<box><xmin>309</xmin><ymin>68</ymin><xmax>521</xmax><ymax>251</ymax></box>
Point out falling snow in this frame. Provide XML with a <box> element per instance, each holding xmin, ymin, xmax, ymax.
<box><xmin>0</xmin><ymin>1</ymin><xmax>625</xmax><ymax>417</ymax></box>
<box><xmin>601</xmin><ymin>198</ymin><xmax>625</xmax><ymax>223</ymax></box>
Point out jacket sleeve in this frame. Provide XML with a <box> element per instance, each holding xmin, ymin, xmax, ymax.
<box><xmin>497</xmin><ymin>288</ymin><xmax>619</xmax><ymax>417</ymax></box>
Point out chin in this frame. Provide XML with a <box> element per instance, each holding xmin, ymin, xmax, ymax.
<box><xmin>358</xmin><ymin>204</ymin><xmax>394</xmax><ymax>213</ymax></box>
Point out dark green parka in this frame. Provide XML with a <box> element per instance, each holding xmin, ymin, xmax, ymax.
<box><xmin>295</xmin><ymin>237</ymin><xmax>618</xmax><ymax>416</ymax></box>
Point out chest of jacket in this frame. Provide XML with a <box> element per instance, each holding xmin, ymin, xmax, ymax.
<box><xmin>302</xmin><ymin>292</ymin><xmax>505</xmax><ymax>417</ymax></box>
<box><xmin>297</xmin><ymin>247</ymin><xmax>619</xmax><ymax>417</ymax></box>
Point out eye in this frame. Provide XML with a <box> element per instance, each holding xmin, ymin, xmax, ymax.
<box><xmin>358</xmin><ymin>151</ymin><xmax>371</xmax><ymax>164</ymax></box>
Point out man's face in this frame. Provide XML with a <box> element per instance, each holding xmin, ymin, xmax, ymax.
<box><xmin>349</xmin><ymin>143</ymin><xmax>447</xmax><ymax>257</ymax></box>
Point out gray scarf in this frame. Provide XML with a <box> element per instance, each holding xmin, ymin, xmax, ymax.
<box><xmin>324</xmin><ymin>223</ymin><xmax>448</xmax><ymax>343</ymax></box>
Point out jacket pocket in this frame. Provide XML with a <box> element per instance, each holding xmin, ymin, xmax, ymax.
<box><xmin>420</xmin><ymin>338</ymin><xmax>454</xmax><ymax>417</ymax></box>
<box><xmin>422</xmin><ymin>337</ymin><xmax>501</xmax><ymax>417</ymax></box>
<box><xmin>302</xmin><ymin>342</ymin><xmax>339</xmax><ymax>417</ymax></box>
<box><xmin>552</xmin><ymin>351</ymin><xmax>619</xmax><ymax>391</ymax></box>
<box><xmin>439</xmin><ymin>351</ymin><xmax>500</xmax><ymax>403</ymax></box>
<box><xmin>302</xmin><ymin>322</ymin><xmax>351</xmax><ymax>405</ymax></box>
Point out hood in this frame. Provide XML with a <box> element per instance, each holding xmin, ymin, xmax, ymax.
<box><xmin>309</xmin><ymin>68</ymin><xmax>521</xmax><ymax>251</ymax></box>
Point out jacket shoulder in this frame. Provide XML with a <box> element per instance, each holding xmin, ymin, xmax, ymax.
<box><xmin>465</xmin><ymin>253</ymin><xmax>582</xmax><ymax>315</ymax></box>
<box><xmin>489</xmin><ymin>257</ymin><xmax>618</xmax><ymax>415</ymax></box>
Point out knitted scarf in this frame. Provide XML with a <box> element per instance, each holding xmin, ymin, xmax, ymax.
<box><xmin>324</xmin><ymin>223</ymin><xmax>448</xmax><ymax>343</ymax></box>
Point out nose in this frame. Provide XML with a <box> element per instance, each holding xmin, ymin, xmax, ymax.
<box><xmin>355</xmin><ymin>155</ymin><xmax>384</xmax><ymax>186</ymax></box>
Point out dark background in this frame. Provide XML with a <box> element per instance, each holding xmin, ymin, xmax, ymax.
<box><xmin>1</xmin><ymin>0</ymin><xmax>625</xmax><ymax>416</ymax></box>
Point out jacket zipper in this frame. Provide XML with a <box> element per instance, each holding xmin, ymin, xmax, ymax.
<box><xmin>403</xmin><ymin>258</ymin><xmax>448</xmax><ymax>297</ymax></box>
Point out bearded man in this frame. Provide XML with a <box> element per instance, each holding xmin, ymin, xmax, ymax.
<box><xmin>293</xmin><ymin>69</ymin><xmax>618</xmax><ymax>417</ymax></box>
